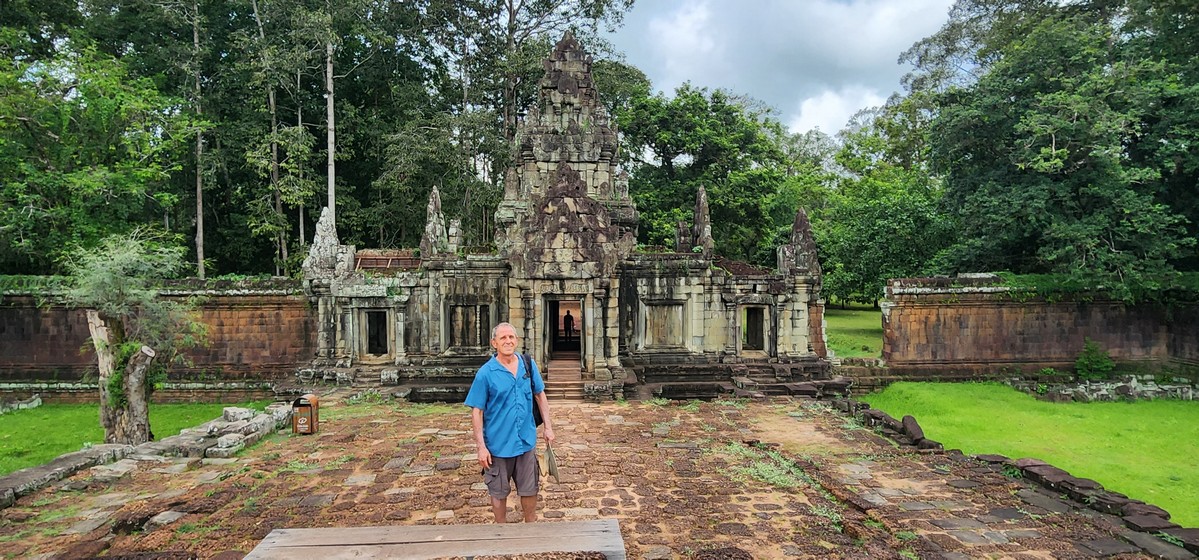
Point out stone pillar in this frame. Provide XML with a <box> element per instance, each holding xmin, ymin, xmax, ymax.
<box><xmin>393</xmin><ymin>294</ymin><xmax>409</xmax><ymax>365</ymax></box>
<box><xmin>724</xmin><ymin>300</ymin><xmax>738</xmax><ymax>362</ymax></box>
<box><xmin>521</xmin><ymin>288</ymin><xmax>535</xmax><ymax>359</ymax></box>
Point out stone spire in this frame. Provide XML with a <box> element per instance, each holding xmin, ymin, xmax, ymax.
<box><xmin>419</xmin><ymin>186</ymin><xmax>449</xmax><ymax>258</ymax></box>
<box><xmin>777</xmin><ymin>207</ymin><xmax>822</xmax><ymax>279</ymax></box>
<box><xmin>301</xmin><ymin>206</ymin><xmax>354</xmax><ymax>280</ymax></box>
<box><xmin>495</xmin><ymin>32</ymin><xmax>638</xmax><ymax>264</ymax></box>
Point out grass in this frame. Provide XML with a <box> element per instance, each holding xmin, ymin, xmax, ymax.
<box><xmin>823</xmin><ymin>303</ymin><xmax>882</xmax><ymax>358</ymax></box>
<box><xmin>0</xmin><ymin>400</ymin><xmax>271</xmax><ymax>476</ymax></box>
<box><xmin>863</xmin><ymin>382</ymin><xmax>1199</xmax><ymax>527</ymax></box>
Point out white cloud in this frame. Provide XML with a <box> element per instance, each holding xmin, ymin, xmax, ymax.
<box><xmin>786</xmin><ymin>87</ymin><xmax>888</xmax><ymax>135</ymax></box>
<box><xmin>609</xmin><ymin>0</ymin><xmax>954</xmax><ymax>133</ymax></box>
<box><xmin>645</xmin><ymin>1</ymin><xmax>720</xmax><ymax>92</ymax></box>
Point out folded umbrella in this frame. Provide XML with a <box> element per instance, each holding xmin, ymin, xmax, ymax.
<box><xmin>544</xmin><ymin>443</ymin><xmax>560</xmax><ymax>484</ymax></box>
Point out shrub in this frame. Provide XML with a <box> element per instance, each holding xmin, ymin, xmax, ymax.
<box><xmin>1075</xmin><ymin>338</ymin><xmax>1115</xmax><ymax>381</ymax></box>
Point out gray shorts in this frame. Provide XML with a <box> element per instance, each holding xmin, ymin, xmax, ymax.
<box><xmin>483</xmin><ymin>449</ymin><xmax>539</xmax><ymax>498</ymax></box>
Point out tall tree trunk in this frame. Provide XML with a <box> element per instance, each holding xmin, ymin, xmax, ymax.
<box><xmin>298</xmin><ymin>69</ymin><xmax>307</xmax><ymax>247</ymax></box>
<box><xmin>85</xmin><ymin>310</ymin><xmax>118</xmax><ymax>436</ymax></box>
<box><xmin>86</xmin><ymin>311</ymin><xmax>155</xmax><ymax>444</ymax></box>
<box><xmin>503</xmin><ymin>0</ymin><xmax>518</xmax><ymax>142</ymax></box>
<box><xmin>252</xmin><ymin>0</ymin><xmax>285</xmax><ymax>275</ymax></box>
<box><xmin>325</xmin><ymin>9</ymin><xmax>336</xmax><ymax>225</ymax></box>
<box><xmin>193</xmin><ymin>0</ymin><xmax>205</xmax><ymax>279</ymax></box>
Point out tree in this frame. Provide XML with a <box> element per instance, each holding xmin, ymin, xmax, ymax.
<box><xmin>815</xmin><ymin>103</ymin><xmax>951</xmax><ymax>305</ymax></box>
<box><xmin>0</xmin><ymin>35</ymin><xmax>200</xmax><ymax>274</ymax></box>
<box><xmin>620</xmin><ymin>85</ymin><xmax>796</xmax><ymax>263</ymax></box>
<box><xmin>926</xmin><ymin>13</ymin><xmax>1195</xmax><ymax>299</ymax></box>
<box><xmin>62</xmin><ymin>230</ymin><xmax>207</xmax><ymax>445</ymax></box>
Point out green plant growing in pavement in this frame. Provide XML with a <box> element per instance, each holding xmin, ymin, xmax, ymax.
<box><xmin>713</xmin><ymin>398</ymin><xmax>746</xmax><ymax>409</ymax></box>
<box><xmin>1002</xmin><ymin>465</ymin><xmax>1024</xmax><ymax>479</ymax></box>
<box><xmin>895</xmin><ymin>530</ymin><xmax>918</xmax><ymax>541</ymax></box>
<box><xmin>647</xmin><ymin>397</ymin><xmax>671</xmax><ymax>407</ymax></box>
<box><xmin>899</xmin><ymin>549</ymin><xmax>919</xmax><ymax>560</ymax></box>
<box><xmin>809</xmin><ymin>504</ymin><xmax>844</xmax><ymax>531</ymax></box>
<box><xmin>1158</xmin><ymin>532</ymin><xmax>1185</xmax><ymax>547</ymax></box>
<box><xmin>681</xmin><ymin>399</ymin><xmax>702</xmax><ymax>412</ymax></box>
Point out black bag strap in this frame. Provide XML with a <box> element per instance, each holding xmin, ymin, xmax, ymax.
<box><xmin>523</xmin><ymin>352</ymin><xmax>534</xmax><ymax>392</ymax></box>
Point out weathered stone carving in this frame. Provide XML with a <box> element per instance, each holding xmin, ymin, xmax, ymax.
<box><xmin>301</xmin><ymin>206</ymin><xmax>354</xmax><ymax>280</ymax></box>
<box><xmin>419</xmin><ymin>186</ymin><xmax>449</xmax><ymax>258</ymax></box>
<box><xmin>777</xmin><ymin>208</ymin><xmax>821</xmax><ymax>280</ymax></box>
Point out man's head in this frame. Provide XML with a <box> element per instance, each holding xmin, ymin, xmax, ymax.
<box><xmin>491</xmin><ymin>322</ymin><xmax>519</xmax><ymax>357</ymax></box>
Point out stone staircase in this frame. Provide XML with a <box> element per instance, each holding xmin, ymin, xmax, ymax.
<box><xmin>543</xmin><ymin>351</ymin><xmax>585</xmax><ymax>402</ymax></box>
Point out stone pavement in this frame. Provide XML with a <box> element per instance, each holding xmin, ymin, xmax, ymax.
<box><xmin>0</xmin><ymin>397</ymin><xmax>1191</xmax><ymax>559</ymax></box>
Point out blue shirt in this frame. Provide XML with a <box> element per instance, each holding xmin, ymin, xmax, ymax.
<box><xmin>464</xmin><ymin>354</ymin><xmax>544</xmax><ymax>458</ymax></box>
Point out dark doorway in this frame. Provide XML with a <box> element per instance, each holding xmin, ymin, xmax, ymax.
<box><xmin>366</xmin><ymin>310</ymin><xmax>388</xmax><ymax>355</ymax></box>
<box><xmin>546</xmin><ymin>299</ymin><xmax>582</xmax><ymax>359</ymax></box>
<box><xmin>742</xmin><ymin>307</ymin><xmax>765</xmax><ymax>351</ymax></box>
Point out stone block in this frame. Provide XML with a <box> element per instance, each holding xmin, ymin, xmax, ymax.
<box><xmin>205</xmin><ymin>442</ymin><xmax>244</xmax><ymax>459</ymax></box>
<box><xmin>222</xmin><ymin>407</ymin><xmax>255</xmax><ymax>422</ymax></box>
<box><xmin>1124</xmin><ymin>502</ymin><xmax>1172</xmax><ymax>519</ymax></box>
<box><xmin>1123</xmin><ymin>514</ymin><xmax>1180</xmax><ymax>532</ymax></box>
<box><xmin>901</xmin><ymin>415</ymin><xmax>925</xmax><ymax>440</ymax></box>
<box><xmin>217</xmin><ymin>433</ymin><xmax>245</xmax><ymax>448</ymax></box>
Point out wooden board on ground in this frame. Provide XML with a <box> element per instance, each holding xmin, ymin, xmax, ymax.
<box><xmin>243</xmin><ymin>518</ymin><xmax>625</xmax><ymax>560</ymax></box>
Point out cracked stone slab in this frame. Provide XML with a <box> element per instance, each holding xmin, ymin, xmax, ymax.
<box><xmin>1016</xmin><ymin>488</ymin><xmax>1072</xmax><ymax>514</ymax></box>
<box><xmin>145</xmin><ymin>510</ymin><xmax>186</xmax><ymax>530</ymax></box>
<box><xmin>1077</xmin><ymin>538</ymin><xmax>1142</xmax><ymax>556</ymax></box>
<box><xmin>930</xmin><ymin>518</ymin><xmax>987</xmax><ymax>530</ymax></box>
<box><xmin>344</xmin><ymin>474</ymin><xmax>376</xmax><ymax>486</ymax></box>
<box><xmin>63</xmin><ymin>516</ymin><xmax>109</xmax><ymax>535</ymax></box>
<box><xmin>899</xmin><ymin>501</ymin><xmax>935</xmax><ymax>511</ymax></box>
<box><xmin>1121</xmin><ymin>530</ymin><xmax>1197</xmax><ymax>560</ymax></box>
<box><xmin>946</xmin><ymin>530</ymin><xmax>992</xmax><ymax>545</ymax></box>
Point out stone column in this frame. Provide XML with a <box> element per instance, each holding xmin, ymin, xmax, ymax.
<box><xmin>521</xmin><ymin>287</ymin><xmax>535</xmax><ymax>359</ymax></box>
<box><xmin>393</xmin><ymin>293</ymin><xmax>409</xmax><ymax>365</ymax></box>
<box><xmin>724</xmin><ymin>299</ymin><xmax>738</xmax><ymax>362</ymax></box>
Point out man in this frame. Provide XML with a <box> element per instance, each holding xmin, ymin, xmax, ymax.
<box><xmin>563</xmin><ymin>310</ymin><xmax>575</xmax><ymax>342</ymax></box>
<box><xmin>465</xmin><ymin>322</ymin><xmax>555</xmax><ymax>523</ymax></box>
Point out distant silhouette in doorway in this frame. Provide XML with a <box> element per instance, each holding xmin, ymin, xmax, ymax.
<box><xmin>563</xmin><ymin>310</ymin><xmax>575</xmax><ymax>342</ymax></box>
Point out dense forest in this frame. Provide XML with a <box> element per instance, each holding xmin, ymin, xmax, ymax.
<box><xmin>2</xmin><ymin>0</ymin><xmax>1196</xmax><ymax>303</ymax></box>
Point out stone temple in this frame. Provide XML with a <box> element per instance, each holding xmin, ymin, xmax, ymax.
<box><xmin>300</xmin><ymin>33</ymin><xmax>831</xmax><ymax>401</ymax></box>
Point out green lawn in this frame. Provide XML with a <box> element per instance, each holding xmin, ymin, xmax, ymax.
<box><xmin>824</xmin><ymin>304</ymin><xmax>882</xmax><ymax>358</ymax></box>
<box><xmin>863</xmin><ymin>382</ymin><xmax>1199</xmax><ymax>527</ymax></box>
<box><xmin>0</xmin><ymin>401</ymin><xmax>271</xmax><ymax>476</ymax></box>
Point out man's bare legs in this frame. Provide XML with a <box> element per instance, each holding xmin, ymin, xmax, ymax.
<box><xmin>490</xmin><ymin>495</ymin><xmax>538</xmax><ymax>522</ymax></box>
<box><xmin>521</xmin><ymin>495</ymin><xmax>537</xmax><ymax>522</ymax></box>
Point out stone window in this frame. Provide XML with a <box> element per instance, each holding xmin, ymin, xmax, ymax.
<box><xmin>645</xmin><ymin>304</ymin><xmax>684</xmax><ymax>348</ymax></box>
<box><xmin>449</xmin><ymin>304</ymin><xmax>490</xmax><ymax>348</ymax></box>
<box><xmin>741</xmin><ymin>306</ymin><xmax>767</xmax><ymax>351</ymax></box>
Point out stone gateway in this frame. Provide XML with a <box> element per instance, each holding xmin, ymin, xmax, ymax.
<box><xmin>300</xmin><ymin>33</ymin><xmax>830</xmax><ymax>401</ymax></box>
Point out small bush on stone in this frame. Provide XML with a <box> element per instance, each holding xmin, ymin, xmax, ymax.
<box><xmin>1075</xmin><ymin>338</ymin><xmax>1115</xmax><ymax>381</ymax></box>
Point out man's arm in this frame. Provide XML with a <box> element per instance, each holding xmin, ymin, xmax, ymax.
<box><xmin>534</xmin><ymin>392</ymin><xmax>555</xmax><ymax>444</ymax></box>
<box><xmin>471</xmin><ymin>407</ymin><xmax>491</xmax><ymax>469</ymax></box>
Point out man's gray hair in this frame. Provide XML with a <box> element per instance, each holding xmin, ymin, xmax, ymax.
<box><xmin>491</xmin><ymin>322</ymin><xmax>517</xmax><ymax>340</ymax></box>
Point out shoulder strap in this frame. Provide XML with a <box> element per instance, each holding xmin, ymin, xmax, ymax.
<box><xmin>523</xmin><ymin>353</ymin><xmax>535</xmax><ymax>389</ymax></box>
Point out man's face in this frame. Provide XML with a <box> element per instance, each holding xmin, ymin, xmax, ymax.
<box><xmin>491</xmin><ymin>325</ymin><xmax>519</xmax><ymax>357</ymax></box>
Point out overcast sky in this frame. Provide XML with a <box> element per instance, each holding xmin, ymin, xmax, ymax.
<box><xmin>605</xmin><ymin>0</ymin><xmax>955</xmax><ymax>135</ymax></box>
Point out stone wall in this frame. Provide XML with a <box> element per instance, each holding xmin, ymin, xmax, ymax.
<box><xmin>878</xmin><ymin>277</ymin><xmax>1195</xmax><ymax>378</ymax></box>
<box><xmin>0</xmin><ymin>288</ymin><xmax>315</xmax><ymax>400</ymax></box>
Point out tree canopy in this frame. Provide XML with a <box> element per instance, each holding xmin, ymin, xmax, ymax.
<box><xmin>2</xmin><ymin>0</ymin><xmax>1197</xmax><ymax>303</ymax></box>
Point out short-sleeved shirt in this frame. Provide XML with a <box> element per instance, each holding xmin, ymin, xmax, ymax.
<box><xmin>464</xmin><ymin>354</ymin><xmax>544</xmax><ymax>458</ymax></box>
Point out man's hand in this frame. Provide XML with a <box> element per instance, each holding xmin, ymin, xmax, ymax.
<box><xmin>544</xmin><ymin>426</ymin><xmax>555</xmax><ymax>445</ymax></box>
<box><xmin>477</xmin><ymin>446</ymin><xmax>492</xmax><ymax>470</ymax></box>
